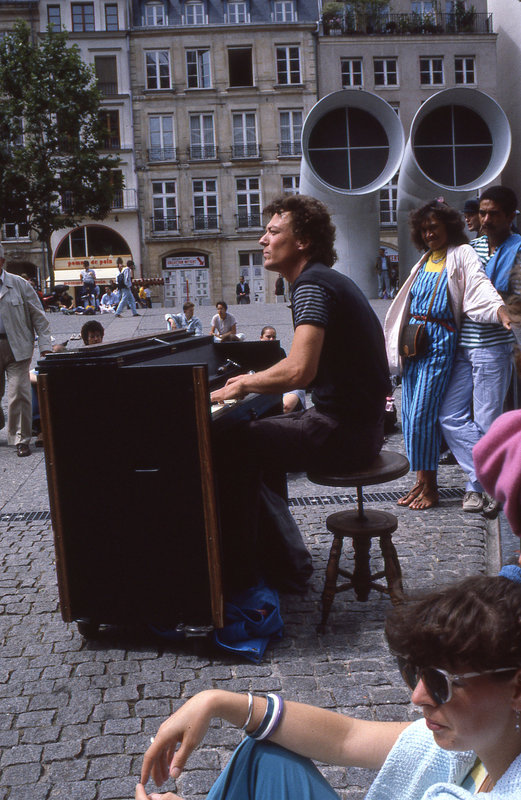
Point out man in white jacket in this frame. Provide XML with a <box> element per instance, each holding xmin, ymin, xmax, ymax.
<box><xmin>0</xmin><ymin>244</ymin><xmax>52</xmax><ymax>456</ymax></box>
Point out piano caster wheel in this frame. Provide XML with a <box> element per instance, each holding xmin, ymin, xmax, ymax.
<box><xmin>77</xmin><ymin>619</ymin><xmax>100</xmax><ymax>638</ymax></box>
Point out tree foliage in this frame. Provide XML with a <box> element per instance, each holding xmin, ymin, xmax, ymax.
<box><xmin>0</xmin><ymin>21</ymin><xmax>121</xmax><ymax>285</ymax></box>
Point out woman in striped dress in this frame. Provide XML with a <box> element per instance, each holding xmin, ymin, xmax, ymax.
<box><xmin>384</xmin><ymin>200</ymin><xmax>510</xmax><ymax>510</ymax></box>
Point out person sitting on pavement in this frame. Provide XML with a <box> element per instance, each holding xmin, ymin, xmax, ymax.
<box><xmin>165</xmin><ymin>302</ymin><xmax>203</xmax><ymax>336</ymax></box>
<box><xmin>136</xmin><ymin>571</ymin><xmax>521</xmax><ymax>800</ymax></box>
<box><xmin>100</xmin><ymin>284</ymin><xmax>118</xmax><ymax>314</ymax></box>
<box><xmin>259</xmin><ymin>325</ymin><xmax>306</xmax><ymax>412</ymax></box>
<box><xmin>210</xmin><ymin>301</ymin><xmax>244</xmax><ymax>342</ymax></box>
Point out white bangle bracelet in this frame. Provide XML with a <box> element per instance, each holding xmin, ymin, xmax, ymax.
<box><xmin>241</xmin><ymin>692</ymin><xmax>254</xmax><ymax>730</ymax></box>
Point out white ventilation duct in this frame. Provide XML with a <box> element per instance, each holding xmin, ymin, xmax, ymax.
<box><xmin>299</xmin><ymin>90</ymin><xmax>405</xmax><ymax>296</ymax></box>
<box><xmin>397</xmin><ymin>87</ymin><xmax>511</xmax><ymax>279</ymax></box>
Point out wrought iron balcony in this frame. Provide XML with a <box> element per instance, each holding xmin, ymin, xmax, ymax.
<box><xmin>111</xmin><ymin>189</ymin><xmax>137</xmax><ymax>210</ymax></box>
<box><xmin>192</xmin><ymin>213</ymin><xmax>220</xmax><ymax>232</ymax></box>
<box><xmin>278</xmin><ymin>141</ymin><xmax>302</xmax><ymax>158</ymax></box>
<box><xmin>231</xmin><ymin>143</ymin><xmax>260</xmax><ymax>159</ymax></box>
<box><xmin>148</xmin><ymin>146</ymin><xmax>177</xmax><ymax>162</ymax></box>
<box><xmin>236</xmin><ymin>213</ymin><xmax>262</xmax><ymax>229</ymax></box>
<box><xmin>97</xmin><ymin>82</ymin><xmax>118</xmax><ymax>97</ymax></box>
<box><xmin>322</xmin><ymin>11</ymin><xmax>493</xmax><ymax>36</ymax></box>
<box><xmin>151</xmin><ymin>215</ymin><xmax>179</xmax><ymax>234</ymax></box>
<box><xmin>189</xmin><ymin>144</ymin><xmax>218</xmax><ymax>161</ymax></box>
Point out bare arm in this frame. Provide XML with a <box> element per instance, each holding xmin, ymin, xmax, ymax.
<box><xmin>139</xmin><ymin>690</ymin><xmax>409</xmax><ymax>792</ymax></box>
<box><xmin>211</xmin><ymin>324</ymin><xmax>324</xmax><ymax>402</ymax></box>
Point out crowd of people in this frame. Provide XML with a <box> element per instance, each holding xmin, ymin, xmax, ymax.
<box><xmin>2</xmin><ymin>189</ymin><xmax>521</xmax><ymax>798</ymax></box>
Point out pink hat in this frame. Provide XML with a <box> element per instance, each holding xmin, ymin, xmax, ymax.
<box><xmin>473</xmin><ymin>410</ymin><xmax>521</xmax><ymax>536</ymax></box>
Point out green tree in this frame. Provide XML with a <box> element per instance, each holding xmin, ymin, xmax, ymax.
<box><xmin>0</xmin><ymin>21</ymin><xmax>122</xmax><ymax>287</ymax></box>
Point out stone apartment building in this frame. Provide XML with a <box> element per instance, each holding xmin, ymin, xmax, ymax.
<box><xmin>129</xmin><ymin>0</ymin><xmax>319</xmax><ymax>305</ymax></box>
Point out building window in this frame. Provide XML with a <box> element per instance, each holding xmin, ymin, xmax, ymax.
<box><xmin>71</xmin><ymin>3</ymin><xmax>95</xmax><ymax>31</ymax></box>
<box><xmin>144</xmin><ymin>3</ymin><xmax>166</xmax><ymax>26</ymax></box>
<box><xmin>227</xmin><ymin>2</ymin><xmax>248</xmax><ymax>23</ymax></box>
<box><xmin>149</xmin><ymin>115</ymin><xmax>175</xmax><ymax>161</ymax></box>
<box><xmin>420</xmin><ymin>56</ymin><xmax>444</xmax><ymax>85</ymax></box>
<box><xmin>411</xmin><ymin>1</ymin><xmax>435</xmax><ymax>14</ymax></box>
<box><xmin>145</xmin><ymin>51</ymin><xmax>171</xmax><ymax>90</ymax></box>
<box><xmin>279</xmin><ymin>110</ymin><xmax>302</xmax><ymax>157</ymax></box>
<box><xmin>455</xmin><ymin>56</ymin><xmax>475</xmax><ymax>84</ymax></box>
<box><xmin>274</xmin><ymin>1</ymin><xmax>296</xmax><ymax>22</ymax></box>
<box><xmin>236</xmin><ymin>177</ymin><xmax>261</xmax><ymax>228</ymax></box>
<box><xmin>94</xmin><ymin>56</ymin><xmax>118</xmax><ymax>96</ymax></box>
<box><xmin>228</xmin><ymin>48</ymin><xmax>253</xmax><ymax>87</ymax></box>
<box><xmin>2</xmin><ymin>222</ymin><xmax>30</xmax><ymax>241</ymax></box>
<box><xmin>104</xmin><ymin>4</ymin><xmax>118</xmax><ymax>30</ymax></box>
<box><xmin>193</xmin><ymin>179</ymin><xmax>218</xmax><ymax>230</ymax></box>
<box><xmin>276</xmin><ymin>46</ymin><xmax>301</xmax><ymax>85</ymax></box>
<box><xmin>185</xmin><ymin>2</ymin><xmax>205</xmax><ymax>25</ymax></box>
<box><xmin>380</xmin><ymin>174</ymin><xmax>398</xmax><ymax>226</ymax></box>
<box><xmin>232</xmin><ymin>112</ymin><xmax>258</xmax><ymax>158</ymax></box>
<box><xmin>374</xmin><ymin>58</ymin><xmax>398</xmax><ymax>86</ymax></box>
<box><xmin>152</xmin><ymin>181</ymin><xmax>177</xmax><ymax>232</ymax></box>
<box><xmin>47</xmin><ymin>5</ymin><xmax>61</xmax><ymax>29</ymax></box>
<box><xmin>341</xmin><ymin>59</ymin><xmax>363</xmax><ymax>87</ymax></box>
<box><xmin>186</xmin><ymin>49</ymin><xmax>211</xmax><ymax>89</ymax></box>
<box><xmin>99</xmin><ymin>110</ymin><xmax>120</xmax><ymax>149</ymax></box>
<box><xmin>282</xmin><ymin>175</ymin><xmax>299</xmax><ymax>194</ymax></box>
<box><xmin>189</xmin><ymin>114</ymin><xmax>216</xmax><ymax>159</ymax></box>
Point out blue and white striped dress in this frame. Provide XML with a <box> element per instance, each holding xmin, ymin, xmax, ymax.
<box><xmin>402</xmin><ymin>260</ymin><xmax>457</xmax><ymax>471</ymax></box>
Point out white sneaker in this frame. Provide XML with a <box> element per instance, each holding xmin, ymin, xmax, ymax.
<box><xmin>462</xmin><ymin>491</ymin><xmax>483</xmax><ymax>513</ymax></box>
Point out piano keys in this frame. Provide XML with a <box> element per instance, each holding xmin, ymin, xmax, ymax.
<box><xmin>37</xmin><ymin>330</ymin><xmax>284</xmax><ymax>638</ymax></box>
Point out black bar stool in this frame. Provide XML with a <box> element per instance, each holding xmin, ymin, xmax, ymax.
<box><xmin>307</xmin><ymin>451</ymin><xmax>409</xmax><ymax>632</ymax></box>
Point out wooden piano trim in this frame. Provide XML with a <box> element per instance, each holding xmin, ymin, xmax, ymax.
<box><xmin>37</xmin><ymin>374</ymin><xmax>74</xmax><ymax>621</ymax></box>
<box><xmin>192</xmin><ymin>366</ymin><xmax>225</xmax><ymax>629</ymax></box>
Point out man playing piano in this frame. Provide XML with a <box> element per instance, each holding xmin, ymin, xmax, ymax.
<box><xmin>211</xmin><ymin>195</ymin><xmax>390</xmax><ymax>592</ymax></box>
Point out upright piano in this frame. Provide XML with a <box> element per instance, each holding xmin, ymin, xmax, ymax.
<box><xmin>37</xmin><ymin>330</ymin><xmax>284</xmax><ymax>637</ymax></box>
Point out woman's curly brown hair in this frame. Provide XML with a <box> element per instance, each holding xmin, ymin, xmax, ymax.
<box><xmin>385</xmin><ymin>575</ymin><xmax>521</xmax><ymax>673</ymax></box>
<box><xmin>409</xmin><ymin>199</ymin><xmax>468</xmax><ymax>252</ymax></box>
<box><xmin>263</xmin><ymin>195</ymin><xmax>337</xmax><ymax>267</ymax></box>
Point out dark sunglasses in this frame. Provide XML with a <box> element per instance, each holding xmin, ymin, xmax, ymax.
<box><xmin>396</xmin><ymin>656</ymin><xmax>517</xmax><ymax>705</ymax></box>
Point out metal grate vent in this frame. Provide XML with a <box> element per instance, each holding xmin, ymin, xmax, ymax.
<box><xmin>288</xmin><ymin>487</ymin><xmax>465</xmax><ymax>507</ymax></box>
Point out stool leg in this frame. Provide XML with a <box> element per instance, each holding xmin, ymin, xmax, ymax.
<box><xmin>318</xmin><ymin>534</ymin><xmax>343</xmax><ymax>633</ymax></box>
<box><xmin>351</xmin><ymin>534</ymin><xmax>372</xmax><ymax>601</ymax></box>
<box><xmin>380</xmin><ymin>534</ymin><xmax>404</xmax><ymax>604</ymax></box>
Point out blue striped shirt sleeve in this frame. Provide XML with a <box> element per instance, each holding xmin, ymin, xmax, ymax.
<box><xmin>292</xmin><ymin>283</ymin><xmax>329</xmax><ymax>328</ymax></box>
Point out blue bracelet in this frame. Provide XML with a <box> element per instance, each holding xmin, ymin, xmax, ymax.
<box><xmin>247</xmin><ymin>694</ymin><xmax>284</xmax><ymax>741</ymax></box>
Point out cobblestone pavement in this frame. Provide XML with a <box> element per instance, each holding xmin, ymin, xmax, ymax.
<box><xmin>0</xmin><ymin>303</ymin><xmax>502</xmax><ymax>800</ymax></box>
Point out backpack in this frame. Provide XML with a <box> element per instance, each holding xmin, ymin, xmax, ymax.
<box><xmin>116</xmin><ymin>271</ymin><xmax>126</xmax><ymax>291</ymax></box>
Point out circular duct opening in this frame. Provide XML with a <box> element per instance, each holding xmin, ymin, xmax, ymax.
<box><xmin>307</xmin><ymin>107</ymin><xmax>389</xmax><ymax>191</ymax></box>
<box><xmin>413</xmin><ymin>105</ymin><xmax>493</xmax><ymax>187</ymax></box>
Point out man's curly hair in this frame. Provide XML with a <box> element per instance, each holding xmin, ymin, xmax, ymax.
<box><xmin>409</xmin><ymin>199</ymin><xmax>468</xmax><ymax>252</ymax></box>
<box><xmin>263</xmin><ymin>195</ymin><xmax>337</xmax><ymax>267</ymax></box>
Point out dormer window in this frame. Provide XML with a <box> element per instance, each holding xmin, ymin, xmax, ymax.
<box><xmin>227</xmin><ymin>2</ymin><xmax>248</xmax><ymax>23</ymax></box>
<box><xmin>184</xmin><ymin>2</ymin><xmax>206</xmax><ymax>25</ymax></box>
<box><xmin>144</xmin><ymin>2</ymin><xmax>166</xmax><ymax>26</ymax></box>
<box><xmin>274</xmin><ymin>1</ymin><xmax>296</xmax><ymax>22</ymax></box>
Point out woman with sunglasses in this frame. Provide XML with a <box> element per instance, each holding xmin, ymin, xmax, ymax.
<box><xmin>136</xmin><ymin>571</ymin><xmax>521</xmax><ymax>800</ymax></box>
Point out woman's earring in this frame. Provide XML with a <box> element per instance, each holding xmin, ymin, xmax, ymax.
<box><xmin>515</xmin><ymin>710</ymin><xmax>521</xmax><ymax>732</ymax></box>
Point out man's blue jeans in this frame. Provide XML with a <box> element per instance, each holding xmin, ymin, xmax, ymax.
<box><xmin>439</xmin><ymin>343</ymin><xmax>512</xmax><ymax>492</ymax></box>
<box><xmin>115</xmin><ymin>287</ymin><xmax>138</xmax><ymax>316</ymax></box>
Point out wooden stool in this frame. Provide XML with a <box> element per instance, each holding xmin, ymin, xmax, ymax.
<box><xmin>308</xmin><ymin>451</ymin><xmax>409</xmax><ymax>632</ymax></box>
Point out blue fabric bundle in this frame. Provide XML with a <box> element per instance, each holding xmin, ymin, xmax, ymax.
<box><xmin>214</xmin><ymin>581</ymin><xmax>284</xmax><ymax>663</ymax></box>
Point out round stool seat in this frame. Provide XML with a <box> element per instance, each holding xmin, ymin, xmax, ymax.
<box><xmin>308</xmin><ymin>451</ymin><xmax>409</xmax><ymax>489</ymax></box>
<box><xmin>326</xmin><ymin>509</ymin><xmax>398</xmax><ymax>537</ymax></box>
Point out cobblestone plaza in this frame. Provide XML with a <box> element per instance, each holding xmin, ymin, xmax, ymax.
<box><xmin>0</xmin><ymin>303</ymin><xmax>505</xmax><ymax>800</ymax></box>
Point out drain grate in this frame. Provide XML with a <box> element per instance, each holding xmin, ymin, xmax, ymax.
<box><xmin>0</xmin><ymin>511</ymin><xmax>52</xmax><ymax>522</ymax></box>
<box><xmin>1</xmin><ymin>489</ymin><xmax>466</xmax><ymax>520</ymax></box>
<box><xmin>288</xmin><ymin>487</ymin><xmax>465</xmax><ymax>507</ymax></box>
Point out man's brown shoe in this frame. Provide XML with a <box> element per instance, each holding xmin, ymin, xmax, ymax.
<box><xmin>16</xmin><ymin>443</ymin><xmax>31</xmax><ymax>457</ymax></box>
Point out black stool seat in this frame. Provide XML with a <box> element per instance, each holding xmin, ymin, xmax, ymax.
<box><xmin>308</xmin><ymin>450</ymin><xmax>410</xmax><ymax>488</ymax></box>
<box><xmin>307</xmin><ymin>451</ymin><xmax>409</xmax><ymax>631</ymax></box>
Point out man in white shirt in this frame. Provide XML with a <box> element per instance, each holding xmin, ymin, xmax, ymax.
<box><xmin>0</xmin><ymin>244</ymin><xmax>52</xmax><ymax>456</ymax></box>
